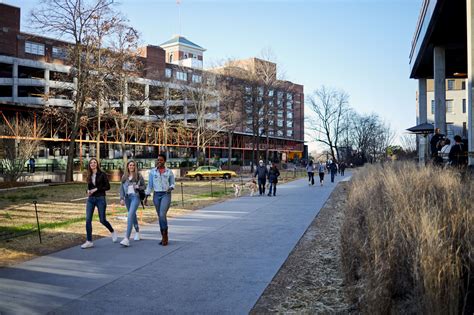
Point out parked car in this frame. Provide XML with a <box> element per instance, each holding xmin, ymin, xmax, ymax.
<box><xmin>185</xmin><ymin>166</ymin><xmax>237</xmax><ymax>180</ymax></box>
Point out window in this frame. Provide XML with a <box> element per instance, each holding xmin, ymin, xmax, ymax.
<box><xmin>446</xmin><ymin>123</ymin><xmax>454</xmax><ymax>137</ymax></box>
<box><xmin>245</xmin><ymin>86</ymin><xmax>252</xmax><ymax>94</ymax></box>
<box><xmin>431</xmin><ymin>100</ymin><xmax>435</xmax><ymax>114</ymax></box>
<box><xmin>446</xmin><ymin>100</ymin><xmax>453</xmax><ymax>113</ymax></box>
<box><xmin>462</xmin><ymin>99</ymin><xmax>466</xmax><ymax>113</ymax></box>
<box><xmin>287</xmin><ymin>100</ymin><xmax>293</xmax><ymax>110</ymax></box>
<box><xmin>447</xmin><ymin>80</ymin><xmax>455</xmax><ymax>90</ymax></box>
<box><xmin>169</xmin><ymin>53</ymin><xmax>173</xmax><ymax>62</ymax></box>
<box><xmin>286</xmin><ymin>93</ymin><xmax>293</xmax><ymax>101</ymax></box>
<box><xmin>287</xmin><ymin>111</ymin><xmax>293</xmax><ymax>119</ymax></box>
<box><xmin>268</xmin><ymin>90</ymin><xmax>274</xmax><ymax>97</ymax></box>
<box><xmin>184</xmin><ymin>53</ymin><xmax>188</xmax><ymax>59</ymax></box>
<box><xmin>25</xmin><ymin>41</ymin><xmax>45</xmax><ymax>56</ymax></box>
<box><xmin>277</xmin><ymin>119</ymin><xmax>283</xmax><ymax>127</ymax></box>
<box><xmin>463</xmin><ymin>122</ymin><xmax>467</xmax><ymax>137</ymax></box>
<box><xmin>287</xmin><ymin>130</ymin><xmax>293</xmax><ymax>137</ymax></box>
<box><xmin>286</xmin><ymin>120</ymin><xmax>292</xmax><ymax>128</ymax></box>
<box><xmin>462</xmin><ymin>81</ymin><xmax>466</xmax><ymax>90</ymax></box>
<box><xmin>52</xmin><ymin>46</ymin><xmax>67</xmax><ymax>59</ymax></box>
<box><xmin>165</xmin><ymin>68</ymin><xmax>172</xmax><ymax>78</ymax></box>
<box><xmin>176</xmin><ymin>71</ymin><xmax>187</xmax><ymax>81</ymax></box>
<box><xmin>277</xmin><ymin>130</ymin><xmax>283</xmax><ymax>137</ymax></box>
<box><xmin>192</xmin><ymin>74</ymin><xmax>202</xmax><ymax>83</ymax></box>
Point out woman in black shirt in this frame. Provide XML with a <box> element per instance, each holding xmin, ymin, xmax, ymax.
<box><xmin>81</xmin><ymin>158</ymin><xmax>116</xmax><ymax>249</ymax></box>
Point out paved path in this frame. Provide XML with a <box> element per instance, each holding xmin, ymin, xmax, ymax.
<box><xmin>0</xmin><ymin>173</ymin><xmax>350</xmax><ymax>314</ymax></box>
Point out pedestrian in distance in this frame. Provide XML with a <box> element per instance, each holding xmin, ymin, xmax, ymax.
<box><xmin>29</xmin><ymin>156</ymin><xmax>35</xmax><ymax>173</ymax></box>
<box><xmin>254</xmin><ymin>160</ymin><xmax>269</xmax><ymax>196</ymax></box>
<box><xmin>119</xmin><ymin>160</ymin><xmax>145</xmax><ymax>247</ymax></box>
<box><xmin>145</xmin><ymin>153</ymin><xmax>175</xmax><ymax>246</ymax></box>
<box><xmin>448</xmin><ymin>135</ymin><xmax>468</xmax><ymax>168</ymax></box>
<box><xmin>81</xmin><ymin>158</ymin><xmax>117</xmax><ymax>249</ymax></box>
<box><xmin>430</xmin><ymin>127</ymin><xmax>445</xmax><ymax>159</ymax></box>
<box><xmin>339</xmin><ymin>162</ymin><xmax>346</xmax><ymax>176</ymax></box>
<box><xmin>267</xmin><ymin>162</ymin><xmax>280</xmax><ymax>196</ymax></box>
<box><xmin>329</xmin><ymin>160</ymin><xmax>338</xmax><ymax>183</ymax></box>
<box><xmin>318</xmin><ymin>161</ymin><xmax>325</xmax><ymax>186</ymax></box>
<box><xmin>306</xmin><ymin>160</ymin><xmax>315</xmax><ymax>186</ymax></box>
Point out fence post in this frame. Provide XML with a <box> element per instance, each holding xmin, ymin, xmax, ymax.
<box><xmin>33</xmin><ymin>200</ymin><xmax>42</xmax><ymax>244</ymax></box>
<box><xmin>294</xmin><ymin>168</ymin><xmax>296</xmax><ymax>178</ymax></box>
<box><xmin>210</xmin><ymin>178</ymin><xmax>213</xmax><ymax>198</ymax></box>
<box><xmin>224</xmin><ymin>178</ymin><xmax>227</xmax><ymax>194</ymax></box>
<box><xmin>181</xmin><ymin>182</ymin><xmax>184</xmax><ymax>207</ymax></box>
<box><xmin>240</xmin><ymin>175</ymin><xmax>243</xmax><ymax>185</ymax></box>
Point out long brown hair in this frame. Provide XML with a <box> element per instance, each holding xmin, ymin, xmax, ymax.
<box><xmin>87</xmin><ymin>158</ymin><xmax>102</xmax><ymax>183</ymax></box>
<box><xmin>121</xmin><ymin>160</ymin><xmax>139</xmax><ymax>183</ymax></box>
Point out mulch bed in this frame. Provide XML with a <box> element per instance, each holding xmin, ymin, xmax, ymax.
<box><xmin>250</xmin><ymin>181</ymin><xmax>351</xmax><ymax>313</ymax></box>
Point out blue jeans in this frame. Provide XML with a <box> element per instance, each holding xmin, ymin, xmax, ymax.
<box><xmin>268</xmin><ymin>182</ymin><xmax>277</xmax><ymax>195</ymax></box>
<box><xmin>86</xmin><ymin>196</ymin><xmax>114</xmax><ymax>242</ymax></box>
<box><xmin>153</xmin><ymin>192</ymin><xmax>171</xmax><ymax>230</ymax></box>
<box><xmin>125</xmin><ymin>193</ymin><xmax>140</xmax><ymax>238</ymax></box>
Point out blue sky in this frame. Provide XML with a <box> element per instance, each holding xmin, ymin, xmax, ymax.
<box><xmin>6</xmin><ymin>0</ymin><xmax>423</xmax><ymax>150</ymax></box>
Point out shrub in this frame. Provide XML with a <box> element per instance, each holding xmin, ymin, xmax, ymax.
<box><xmin>341</xmin><ymin>162</ymin><xmax>473</xmax><ymax>314</ymax></box>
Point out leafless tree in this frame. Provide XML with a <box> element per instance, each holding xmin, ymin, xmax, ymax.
<box><xmin>307</xmin><ymin>86</ymin><xmax>350</xmax><ymax>161</ymax></box>
<box><xmin>31</xmin><ymin>0</ymin><xmax>121</xmax><ymax>181</ymax></box>
<box><xmin>0</xmin><ymin>118</ymin><xmax>45</xmax><ymax>182</ymax></box>
<box><xmin>182</xmin><ymin>71</ymin><xmax>227</xmax><ymax>166</ymax></box>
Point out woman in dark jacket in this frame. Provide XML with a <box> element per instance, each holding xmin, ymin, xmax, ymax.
<box><xmin>81</xmin><ymin>158</ymin><xmax>116</xmax><ymax>249</ymax></box>
<box><xmin>267</xmin><ymin>162</ymin><xmax>280</xmax><ymax>196</ymax></box>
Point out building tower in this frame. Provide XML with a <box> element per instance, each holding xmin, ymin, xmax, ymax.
<box><xmin>159</xmin><ymin>35</ymin><xmax>206</xmax><ymax>69</ymax></box>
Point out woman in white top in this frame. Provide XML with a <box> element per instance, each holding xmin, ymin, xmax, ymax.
<box><xmin>119</xmin><ymin>160</ymin><xmax>145</xmax><ymax>247</ymax></box>
<box><xmin>440</xmin><ymin>138</ymin><xmax>452</xmax><ymax>163</ymax></box>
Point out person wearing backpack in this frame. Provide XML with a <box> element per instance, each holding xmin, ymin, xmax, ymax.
<box><xmin>119</xmin><ymin>160</ymin><xmax>146</xmax><ymax>247</ymax></box>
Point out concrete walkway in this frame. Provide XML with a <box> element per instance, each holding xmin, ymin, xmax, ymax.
<box><xmin>0</xmin><ymin>173</ymin><xmax>350</xmax><ymax>314</ymax></box>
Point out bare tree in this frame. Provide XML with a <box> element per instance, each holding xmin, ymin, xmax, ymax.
<box><xmin>31</xmin><ymin>0</ymin><xmax>120</xmax><ymax>181</ymax></box>
<box><xmin>182</xmin><ymin>71</ymin><xmax>227</xmax><ymax>166</ymax></box>
<box><xmin>307</xmin><ymin>86</ymin><xmax>350</xmax><ymax>161</ymax></box>
<box><xmin>102</xmin><ymin>22</ymin><xmax>145</xmax><ymax>167</ymax></box>
<box><xmin>0</xmin><ymin>118</ymin><xmax>45</xmax><ymax>182</ymax></box>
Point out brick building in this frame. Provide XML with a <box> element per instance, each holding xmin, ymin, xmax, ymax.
<box><xmin>0</xmin><ymin>3</ymin><xmax>304</xmax><ymax>166</ymax></box>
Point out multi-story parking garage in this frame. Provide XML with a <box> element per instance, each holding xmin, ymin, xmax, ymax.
<box><xmin>0</xmin><ymin>3</ymin><xmax>305</xmax><ymax>170</ymax></box>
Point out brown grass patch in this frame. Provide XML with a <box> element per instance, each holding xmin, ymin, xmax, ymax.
<box><xmin>340</xmin><ymin>162</ymin><xmax>473</xmax><ymax>314</ymax></box>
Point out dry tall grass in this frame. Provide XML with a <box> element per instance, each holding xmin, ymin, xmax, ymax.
<box><xmin>341</xmin><ymin>162</ymin><xmax>473</xmax><ymax>314</ymax></box>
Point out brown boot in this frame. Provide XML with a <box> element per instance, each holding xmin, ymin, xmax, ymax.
<box><xmin>160</xmin><ymin>229</ymin><xmax>168</xmax><ymax>246</ymax></box>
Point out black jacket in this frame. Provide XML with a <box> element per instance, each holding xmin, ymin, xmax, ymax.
<box><xmin>87</xmin><ymin>171</ymin><xmax>111</xmax><ymax>197</ymax></box>
<box><xmin>268</xmin><ymin>167</ymin><xmax>280</xmax><ymax>183</ymax></box>
<box><xmin>254</xmin><ymin>165</ymin><xmax>268</xmax><ymax>179</ymax></box>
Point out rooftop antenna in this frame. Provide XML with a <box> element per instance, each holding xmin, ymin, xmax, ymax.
<box><xmin>177</xmin><ymin>0</ymin><xmax>182</xmax><ymax>36</ymax></box>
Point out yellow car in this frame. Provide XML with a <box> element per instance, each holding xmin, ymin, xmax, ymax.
<box><xmin>185</xmin><ymin>166</ymin><xmax>237</xmax><ymax>180</ymax></box>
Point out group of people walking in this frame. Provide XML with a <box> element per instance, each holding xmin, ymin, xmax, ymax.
<box><xmin>81</xmin><ymin>153</ymin><xmax>174</xmax><ymax>249</ymax></box>
<box><xmin>306</xmin><ymin>159</ymin><xmax>346</xmax><ymax>186</ymax></box>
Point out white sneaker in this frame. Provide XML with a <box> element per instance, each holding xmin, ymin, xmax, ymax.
<box><xmin>111</xmin><ymin>231</ymin><xmax>118</xmax><ymax>243</ymax></box>
<box><xmin>120</xmin><ymin>238</ymin><xmax>130</xmax><ymax>247</ymax></box>
<box><xmin>134</xmin><ymin>232</ymin><xmax>141</xmax><ymax>241</ymax></box>
<box><xmin>81</xmin><ymin>241</ymin><xmax>94</xmax><ymax>249</ymax></box>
